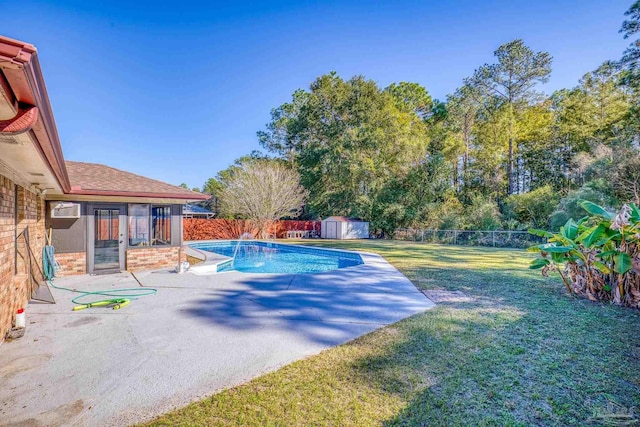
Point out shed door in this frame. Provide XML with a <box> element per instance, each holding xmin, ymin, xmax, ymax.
<box><xmin>326</xmin><ymin>221</ymin><xmax>338</xmax><ymax>239</ymax></box>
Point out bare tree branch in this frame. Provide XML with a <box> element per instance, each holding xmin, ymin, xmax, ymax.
<box><xmin>219</xmin><ymin>160</ymin><xmax>309</xmax><ymax>236</ymax></box>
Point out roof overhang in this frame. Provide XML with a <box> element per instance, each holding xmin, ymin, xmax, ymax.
<box><xmin>50</xmin><ymin>192</ymin><xmax>209</xmax><ymax>204</ymax></box>
<box><xmin>67</xmin><ymin>188</ymin><xmax>209</xmax><ymax>200</ymax></box>
<box><xmin>0</xmin><ymin>36</ymin><xmax>69</xmax><ymax>195</ymax></box>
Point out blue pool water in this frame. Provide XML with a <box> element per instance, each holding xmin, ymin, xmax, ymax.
<box><xmin>190</xmin><ymin>241</ymin><xmax>364</xmax><ymax>274</ymax></box>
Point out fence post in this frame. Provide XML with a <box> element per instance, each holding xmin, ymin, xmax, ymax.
<box><xmin>454</xmin><ymin>230</ymin><xmax>457</xmax><ymax>245</ymax></box>
<box><xmin>421</xmin><ymin>230</ymin><xmax>424</xmax><ymax>242</ymax></box>
<box><xmin>492</xmin><ymin>231</ymin><xmax>495</xmax><ymax>247</ymax></box>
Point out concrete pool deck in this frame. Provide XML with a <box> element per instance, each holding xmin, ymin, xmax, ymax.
<box><xmin>0</xmin><ymin>249</ymin><xmax>434</xmax><ymax>426</ymax></box>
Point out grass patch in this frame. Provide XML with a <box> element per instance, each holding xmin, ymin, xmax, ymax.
<box><xmin>143</xmin><ymin>241</ymin><xmax>640</xmax><ymax>426</ymax></box>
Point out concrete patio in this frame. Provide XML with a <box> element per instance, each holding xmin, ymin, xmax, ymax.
<box><xmin>0</xmin><ymin>251</ymin><xmax>434</xmax><ymax>426</ymax></box>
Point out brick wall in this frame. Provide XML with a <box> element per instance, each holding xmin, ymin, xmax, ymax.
<box><xmin>53</xmin><ymin>244</ymin><xmax>185</xmax><ymax>275</ymax></box>
<box><xmin>55</xmin><ymin>252</ymin><xmax>86</xmax><ymax>276</ymax></box>
<box><xmin>0</xmin><ymin>175</ymin><xmax>46</xmax><ymax>340</ymax></box>
<box><xmin>0</xmin><ymin>175</ymin><xmax>14</xmax><ymax>341</ymax></box>
<box><xmin>126</xmin><ymin>246</ymin><xmax>184</xmax><ymax>272</ymax></box>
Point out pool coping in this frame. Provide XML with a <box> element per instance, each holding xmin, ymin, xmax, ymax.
<box><xmin>184</xmin><ymin>239</ymin><xmax>371</xmax><ymax>275</ymax></box>
<box><xmin>185</xmin><ymin>244</ymin><xmax>233</xmax><ymax>274</ymax></box>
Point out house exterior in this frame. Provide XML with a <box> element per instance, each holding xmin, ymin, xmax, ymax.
<box><xmin>48</xmin><ymin>161</ymin><xmax>208</xmax><ymax>275</ymax></box>
<box><xmin>0</xmin><ymin>36</ymin><xmax>207</xmax><ymax>339</ymax></box>
<box><xmin>320</xmin><ymin>216</ymin><xmax>370</xmax><ymax>239</ymax></box>
<box><xmin>183</xmin><ymin>203</ymin><xmax>215</xmax><ymax>219</ymax></box>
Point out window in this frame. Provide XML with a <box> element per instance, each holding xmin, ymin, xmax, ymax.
<box><xmin>95</xmin><ymin>209</ymin><xmax>119</xmax><ymax>241</ymax></box>
<box><xmin>128</xmin><ymin>204</ymin><xmax>150</xmax><ymax>246</ymax></box>
<box><xmin>151</xmin><ymin>206</ymin><xmax>171</xmax><ymax>245</ymax></box>
<box><xmin>128</xmin><ymin>204</ymin><xmax>172</xmax><ymax>246</ymax></box>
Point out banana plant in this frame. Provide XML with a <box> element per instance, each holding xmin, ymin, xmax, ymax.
<box><xmin>528</xmin><ymin>200</ymin><xmax>640</xmax><ymax>308</ymax></box>
<box><xmin>528</xmin><ymin>218</ymin><xmax>584</xmax><ymax>294</ymax></box>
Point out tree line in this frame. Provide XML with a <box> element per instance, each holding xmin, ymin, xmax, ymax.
<box><xmin>199</xmin><ymin>2</ymin><xmax>640</xmax><ymax>237</ymax></box>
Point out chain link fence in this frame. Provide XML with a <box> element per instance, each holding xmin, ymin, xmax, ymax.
<box><xmin>393</xmin><ymin>229</ymin><xmax>547</xmax><ymax>249</ymax></box>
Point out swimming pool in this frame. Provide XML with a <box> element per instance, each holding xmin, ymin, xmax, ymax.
<box><xmin>189</xmin><ymin>241</ymin><xmax>364</xmax><ymax>274</ymax></box>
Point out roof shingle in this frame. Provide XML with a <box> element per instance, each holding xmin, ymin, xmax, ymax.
<box><xmin>65</xmin><ymin>161</ymin><xmax>208</xmax><ymax>200</ymax></box>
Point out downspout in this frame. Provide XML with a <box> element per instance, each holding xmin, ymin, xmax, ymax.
<box><xmin>0</xmin><ymin>104</ymin><xmax>39</xmax><ymax>134</ymax></box>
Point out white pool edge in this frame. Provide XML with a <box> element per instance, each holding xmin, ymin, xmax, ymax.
<box><xmin>184</xmin><ymin>239</ymin><xmax>380</xmax><ymax>276</ymax></box>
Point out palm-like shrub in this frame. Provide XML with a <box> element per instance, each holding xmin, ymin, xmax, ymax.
<box><xmin>529</xmin><ymin>201</ymin><xmax>640</xmax><ymax>308</ymax></box>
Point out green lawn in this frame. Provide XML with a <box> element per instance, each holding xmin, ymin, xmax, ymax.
<box><xmin>144</xmin><ymin>241</ymin><xmax>640</xmax><ymax>426</ymax></box>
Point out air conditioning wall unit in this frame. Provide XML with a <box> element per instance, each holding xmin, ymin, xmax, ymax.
<box><xmin>51</xmin><ymin>202</ymin><xmax>81</xmax><ymax>219</ymax></box>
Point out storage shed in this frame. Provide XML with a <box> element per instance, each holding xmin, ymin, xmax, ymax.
<box><xmin>321</xmin><ymin>216</ymin><xmax>370</xmax><ymax>239</ymax></box>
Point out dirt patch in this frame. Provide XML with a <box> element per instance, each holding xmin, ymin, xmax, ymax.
<box><xmin>64</xmin><ymin>316</ymin><xmax>100</xmax><ymax>328</ymax></box>
<box><xmin>421</xmin><ymin>289</ymin><xmax>473</xmax><ymax>303</ymax></box>
<box><xmin>4</xmin><ymin>400</ymin><xmax>85</xmax><ymax>427</ymax></box>
<box><xmin>0</xmin><ymin>354</ymin><xmax>51</xmax><ymax>382</ymax></box>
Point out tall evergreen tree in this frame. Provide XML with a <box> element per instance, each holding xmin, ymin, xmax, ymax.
<box><xmin>465</xmin><ymin>39</ymin><xmax>552</xmax><ymax>195</ymax></box>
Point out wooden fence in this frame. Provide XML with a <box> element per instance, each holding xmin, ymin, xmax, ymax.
<box><xmin>183</xmin><ymin>218</ymin><xmax>321</xmax><ymax>240</ymax></box>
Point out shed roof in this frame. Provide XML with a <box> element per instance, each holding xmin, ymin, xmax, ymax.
<box><xmin>66</xmin><ymin>161</ymin><xmax>208</xmax><ymax>200</ymax></box>
<box><xmin>323</xmin><ymin>216</ymin><xmax>366</xmax><ymax>222</ymax></box>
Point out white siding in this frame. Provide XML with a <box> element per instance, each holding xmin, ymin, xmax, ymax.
<box><xmin>321</xmin><ymin>217</ymin><xmax>369</xmax><ymax>239</ymax></box>
<box><xmin>343</xmin><ymin>221</ymin><xmax>369</xmax><ymax>239</ymax></box>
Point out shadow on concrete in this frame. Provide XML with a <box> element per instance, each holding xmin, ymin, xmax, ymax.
<box><xmin>182</xmin><ymin>271</ymin><xmax>432</xmax><ymax>347</ymax></box>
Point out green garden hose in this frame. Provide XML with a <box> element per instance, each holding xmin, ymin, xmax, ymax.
<box><xmin>72</xmin><ymin>298</ymin><xmax>131</xmax><ymax>311</ymax></box>
<box><xmin>43</xmin><ymin>245</ymin><xmax>158</xmax><ymax>310</ymax></box>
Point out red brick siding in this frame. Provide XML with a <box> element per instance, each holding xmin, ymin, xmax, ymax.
<box><xmin>0</xmin><ymin>175</ymin><xmax>16</xmax><ymax>340</ymax></box>
<box><xmin>126</xmin><ymin>246</ymin><xmax>184</xmax><ymax>272</ymax></box>
<box><xmin>55</xmin><ymin>252</ymin><xmax>87</xmax><ymax>276</ymax></box>
<box><xmin>54</xmin><ymin>245</ymin><xmax>185</xmax><ymax>276</ymax></box>
<box><xmin>0</xmin><ymin>175</ymin><xmax>46</xmax><ymax>340</ymax></box>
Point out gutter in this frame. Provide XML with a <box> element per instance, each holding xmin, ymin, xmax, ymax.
<box><xmin>0</xmin><ymin>36</ymin><xmax>71</xmax><ymax>193</ymax></box>
<box><xmin>67</xmin><ymin>188</ymin><xmax>211</xmax><ymax>200</ymax></box>
<box><xmin>0</xmin><ymin>37</ymin><xmax>36</xmax><ymax>68</ymax></box>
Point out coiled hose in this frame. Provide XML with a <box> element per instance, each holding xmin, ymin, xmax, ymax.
<box><xmin>43</xmin><ymin>245</ymin><xmax>157</xmax><ymax>309</ymax></box>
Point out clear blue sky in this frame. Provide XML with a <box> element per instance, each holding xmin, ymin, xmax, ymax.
<box><xmin>2</xmin><ymin>0</ymin><xmax>633</xmax><ymax>189</ymax></box>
